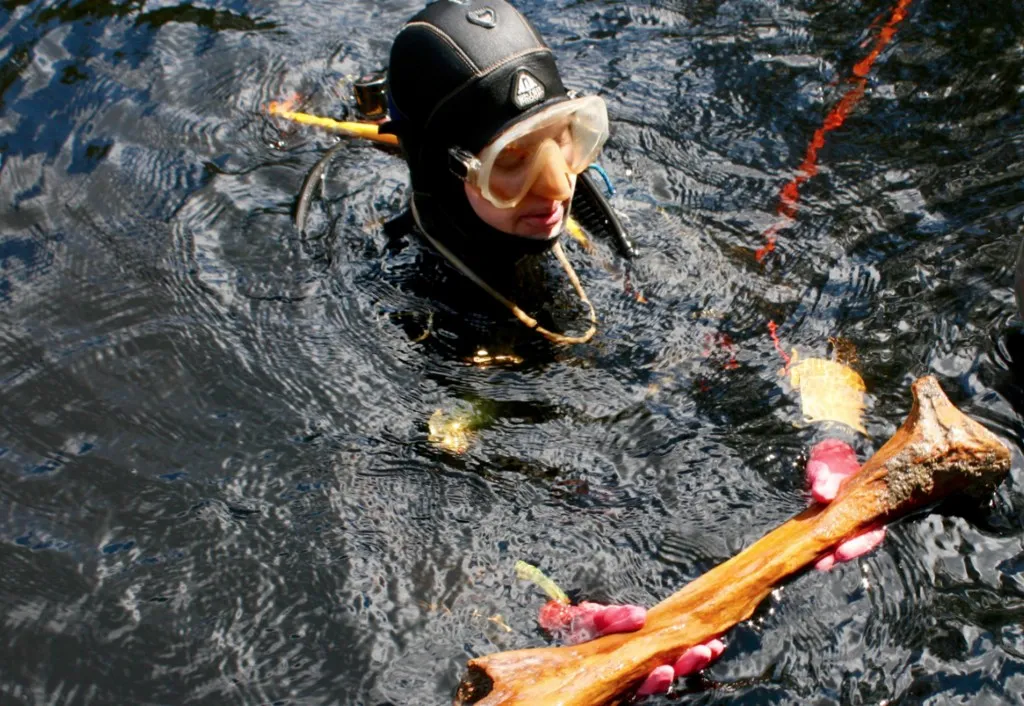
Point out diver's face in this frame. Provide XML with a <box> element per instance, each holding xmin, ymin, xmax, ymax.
<box><xmin>464</xmin><ymin>176</ymin><xmax>575</xmax><ymax>239</ymax></box>
<box><xmin>464</xmin><ymin>127</ymin><xmax>577</xmax><ymax>239</ymax></box>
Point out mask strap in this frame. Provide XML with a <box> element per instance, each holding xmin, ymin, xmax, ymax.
<box><xmin>410</xmin><ymin>198</ymin><xmax>597</xmax><ymax>345</ymax></box>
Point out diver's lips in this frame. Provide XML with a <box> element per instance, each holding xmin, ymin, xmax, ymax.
<box><xmin>520</xmin><ymin>202</ymin><xmax>564</xmax><ymax>229</ymax></box>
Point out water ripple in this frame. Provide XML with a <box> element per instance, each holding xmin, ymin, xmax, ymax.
<box><xmin>1</xmin><ymin>0</ymin><xmax>1023</xmax><ymax>704</ymax></box>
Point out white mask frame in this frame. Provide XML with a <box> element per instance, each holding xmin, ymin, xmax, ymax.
<box><xmin>448</xmin><ymin>95</ymin><xmax>609</xmax><ymax>209</ymax></box>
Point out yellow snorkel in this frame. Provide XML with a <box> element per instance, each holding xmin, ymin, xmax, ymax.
<box><xmin>266</xmin><ymin>101</ymin><xmax>399</xmax><ymax>146</ymax></box>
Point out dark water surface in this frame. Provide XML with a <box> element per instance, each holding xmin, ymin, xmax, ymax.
<box><xmin>3</xmin><ymin>0</ymin><xmax>1024</xmax><ymax>703</ymax></box>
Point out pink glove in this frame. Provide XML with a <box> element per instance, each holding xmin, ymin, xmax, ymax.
<box><xmin>537</xmin><ymin>600</ymin><xmax>724</xmax><ymax>696</ymax></box>
<box><xmin>537</xmin><ymin>600</ymin><xmax>646</xmax><ymax>645</ymax></box>
<box><xmin>538</xmin><ymin>438</ymin><xmax>886</xmax><ymax>697</ymax></box>
<box><xmin>805</xmin><ymin>439</ymin><xmax>887</xmax><ymax>571</ymax></box>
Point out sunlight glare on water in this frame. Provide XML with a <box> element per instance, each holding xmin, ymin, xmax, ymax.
<box><xmin>0</xmin><ymin>0</ymin><xmax>1023</xmax><ymax>704</ymax></box>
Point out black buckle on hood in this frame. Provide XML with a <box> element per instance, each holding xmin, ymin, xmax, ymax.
<box><xmin>447</xmin><ymin>147</ymin><xmax>479</xmax><ymax>181</ymax></box>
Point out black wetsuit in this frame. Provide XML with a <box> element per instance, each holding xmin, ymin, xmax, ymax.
<box><xmin>380</xmin><ymin>208</ymin><xmax>594</xmax><ymax>361</ymax></box>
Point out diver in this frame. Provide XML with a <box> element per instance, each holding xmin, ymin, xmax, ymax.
<box><xmin>365</xmin><ymin>1</ymin><xmax>887</xmax><ymax>698</ymax></box>
<box><xmin>371</xmin><ymin>0</ymin><xmax>886</xmax><ymax>696</ymax></box>
<box><xmin>372</xmin><ymin>0</ymin><xmax>634</xmax><ymax>350</ymax></box>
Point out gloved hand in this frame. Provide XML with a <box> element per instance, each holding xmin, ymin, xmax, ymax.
<box><xmin>536</xmin><ymin>600</ymin><xmax>724</xmax><ymax>696</ymax></box>
<box><xmin>538</xmin><ymin>438</ymin><xmax>886</xmax><ymax>697</ymax></box>
<box><xmin>804</xmin><ymin>439</ymin><xmax>886</xmax><ymax>571</ymax></box>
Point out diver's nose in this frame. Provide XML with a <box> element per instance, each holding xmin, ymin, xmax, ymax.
<box><xmin>530</xmin><ymin>144</ymin><xmax>574</xmax><ymax>202</ymax></box>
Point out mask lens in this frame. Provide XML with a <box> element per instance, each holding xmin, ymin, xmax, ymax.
<box><xmin>565</xmin><ymin>102</ymin><xmax>606</xmax><ymax>171</ymax></box>
<box><xmin>490</xmin><ymin>123</ymin><xmax>573</xmax><ymax>201</ymax></box>
<box><xmin>472</xmin><ymin>96</ymin><xmax>609</xmax><ymax>208</ymax></box>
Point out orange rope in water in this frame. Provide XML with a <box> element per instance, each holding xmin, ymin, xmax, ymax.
<box><xmin>767</xmin><ymin>320</ymin><xmax>792</xmax><ymax>374</ymax></box>
<box><xmin>756</xmin><ymin>0</ymin><xmax>915</xmax><ymax>262</ymax></box>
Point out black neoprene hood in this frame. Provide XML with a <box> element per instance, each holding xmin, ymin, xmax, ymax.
<box><xmin>387</xmin><ymin>0</ymin><xmax>569</xmax><ymax>162</ymax></box>
<box><xmin>384</xmin><ymin>0</ymin><xmax>574</xmax><ymax>262</ymax></box>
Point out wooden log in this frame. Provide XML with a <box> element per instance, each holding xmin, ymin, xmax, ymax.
<box><xmin>456</xmin><ymin>376</ymin><xmax>1011</xmax><ymax>706</ymax></box>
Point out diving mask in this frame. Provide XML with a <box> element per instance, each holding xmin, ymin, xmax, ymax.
<box><xmin>448</xmin><ymin>95</ymin><xmax>609</xmax><ymax>209</ymax></box>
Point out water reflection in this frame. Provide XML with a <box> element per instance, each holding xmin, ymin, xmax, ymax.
<box><xmin>0</xmin><ymin>0</ymin><xmax>1022</xmax><ymax>704</ymax></box>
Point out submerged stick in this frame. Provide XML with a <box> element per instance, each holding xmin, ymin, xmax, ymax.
<box><xmin>458</xmin><ymin>376</ymin><xmax>1010</xmax><ymax>706</ymax></box>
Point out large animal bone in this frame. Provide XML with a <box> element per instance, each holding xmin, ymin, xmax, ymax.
<box><xmin>457</xmin><ymin>376</ymin><xmax>1010</xmax><ymax>706</ymax></box>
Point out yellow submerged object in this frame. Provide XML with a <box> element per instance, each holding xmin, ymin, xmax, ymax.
<box><xmin>469</xmin><ymin>349</ymin><xmax>525</xmax><ymax>367</ymax></box>
<box><xmin>786</xmin><ymin>349</ymin><xmax>867</xmax><ymax>434</ymax></box>
<box><xmin>514</xmin><ymin>561</ymin><xmax>570</xmax><ymax>605</ymax></box>
<box><xmin>266</xmin><ymin>101</ymin><xmax>400</xmax><ymax>146</ymax></box>
<box><xmin>428</xmin><ymin>409</ymin><xmax>474</xmax><ymax>454</ymax></box>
